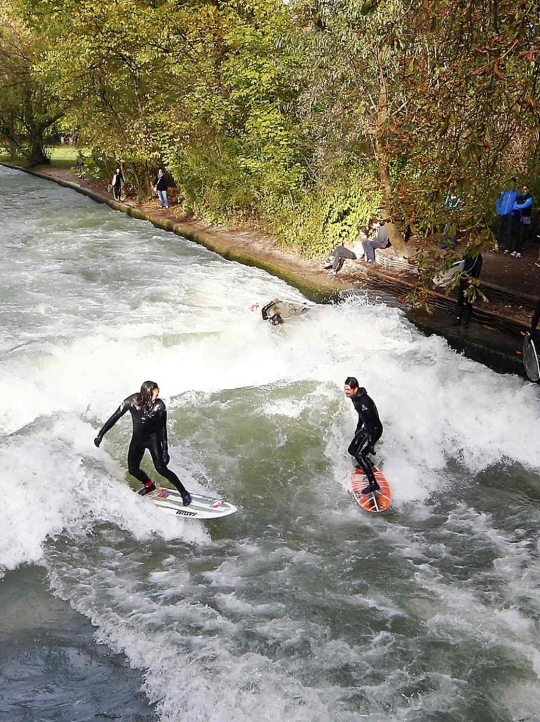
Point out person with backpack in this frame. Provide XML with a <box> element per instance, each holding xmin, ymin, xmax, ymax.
<box><xmin>508</xmin><ymin>184</ymin><xmax>534</xmax><ymax>258</ymax></box>
<box><xmin>495</xmin><ymin>177</ymin><xmax>517</xmax><ymax>249</ymax></box>
<box><xmin>111</xmin><ymin>167</ymin><xmax>124</xmax><ymax>202</ymax></box>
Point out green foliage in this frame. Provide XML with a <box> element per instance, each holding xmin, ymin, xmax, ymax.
<box><xmin>0</xmin><ymin>4</ymin><xmax>61</xmax><ymax>165</ymax></box>
<box><xmin>273</xmin><ymin>171</ymin><xmax>381</xmax><ymax>257</ymax></box>
<box><xmin>2</xmin><ymin>0</ymin><xmax>540</xmax><ymax>286</ymax></box>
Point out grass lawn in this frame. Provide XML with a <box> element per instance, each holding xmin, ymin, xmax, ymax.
<box><xmin>0</xmin><ymin>146</ymin><xmax>90</xmax><ymax>170</ymax></box>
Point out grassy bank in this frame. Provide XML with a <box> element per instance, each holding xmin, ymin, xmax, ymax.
<box><xmin>0</xmin><ymin>146</ymin><xmax>87</xmax><ymax>170</ymax></box>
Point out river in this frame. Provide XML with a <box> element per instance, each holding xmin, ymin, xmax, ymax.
<box><xmin>1</xmin><ymin>165</ymin><xmax>540</xmax><ymax>722</ymax></box>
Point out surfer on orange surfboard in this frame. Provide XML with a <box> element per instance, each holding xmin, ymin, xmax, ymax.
<box><xmin>344</xmin><ymin>377</ymin><xmax>383</xmax><ymax>495</ymax></box>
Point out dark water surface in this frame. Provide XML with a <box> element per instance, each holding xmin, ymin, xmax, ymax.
<box><xmin>0</xmin><ymin>566</ymin><xmax>156</xmax><ymax>721</ymax></box>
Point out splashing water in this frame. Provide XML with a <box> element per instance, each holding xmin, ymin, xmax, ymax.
<box><xmin>2</xmin><ymin>166</ymin><xmax>540</xmax><ymax>722</ymax></box>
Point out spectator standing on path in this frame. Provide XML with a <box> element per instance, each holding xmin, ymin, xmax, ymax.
<box><xmin>154</xmin><ymin>169</ymin><xmax>169</xmax><ymax>209</ymax></box>
<box><xmin>453</xmin><ymin>253</ymin><xmax>483</xmax><ymax>329</ymax></box>
<box><xmin>362</xmin><ymin>218</ymin><xmax>390</xmax><ymax>264</ymax></box>
<box><xmin>495</xmin><ymin>177</ymin><xmax>517</xmax><ymax>249</ymax></box>
<box><xmin>111</xmin><ymin>167</ymin><xmax>124</xmax><ymax>202</ymax></box>
<box><xmin>509</xmin><ymin>185</ymin><xmax>534</xmax><ymax>258</ymax></box>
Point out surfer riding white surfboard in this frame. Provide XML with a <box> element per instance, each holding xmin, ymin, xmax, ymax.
<box><xmin>94</xmin><ymin>381</ymin><xmax>193</xmax><ymax>504</ymax></box>
<box><xmin>521</xmin><ymin>298</ymin><xmax>540</xmax><ymax>382</ymax></box>
<box><xmin>94</xmin><ymin>381</ymin><xmax>238</xmax><ymax>519</ymax></box>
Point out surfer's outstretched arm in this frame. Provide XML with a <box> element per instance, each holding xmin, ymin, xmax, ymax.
<box><xmin>261</xmin><ymin>298</ymin><xmax>281</xmax><ymax>320</ymax></box>
<box><xmin>94</xmin><ymin>398</ymin><xmax>131</xmax><ymax>447</ymax></box>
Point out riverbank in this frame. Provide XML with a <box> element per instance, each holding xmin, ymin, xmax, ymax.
<box><xmin>2</xmin><ymin>162</ymin><xmax>533</xmax><ymax>376</ymax></box>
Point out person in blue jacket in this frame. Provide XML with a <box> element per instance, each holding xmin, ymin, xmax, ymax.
<box><xmin>508</xmin><ymin>185</ymin><xmax>534</xmax><ymax>258</ymax></box>
<box><xmin>495</xmin><ymin>178</ymin><xmax>517</xmax><ymax>249</ymax></box>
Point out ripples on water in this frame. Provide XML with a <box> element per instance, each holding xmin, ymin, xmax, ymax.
<box><xmin>2</xmin><ymin>166</ymin><xmax>540</xmax><ymax>722</ymax></box>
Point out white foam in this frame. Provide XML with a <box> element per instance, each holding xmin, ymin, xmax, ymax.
<box><xmin>0</xmin><ymin>415</ymin><xmax>207</xmax><ymax>572</ymax></box>
<box><xmin>5</xmin><ymin>167</ymin><xmax>540</xmax><ymax>721</ymax></box>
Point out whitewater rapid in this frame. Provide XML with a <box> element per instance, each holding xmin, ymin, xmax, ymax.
<box><xmin>2</xmin><ymin>165</ymin><xmax>540</xmax><ymax>722</ymax></box>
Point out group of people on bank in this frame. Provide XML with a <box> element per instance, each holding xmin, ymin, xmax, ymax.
<box><xmin>110</xmin><ymin>167</ymin><xmax>170</xmax><ymax>208</ymax></box>
<box><xmin>320</xmin><ymin>217</ymin><xmax>392</xmax><ymax>276</ymax></box>
<box><xmin>496</xmin><ymin>178</ymin><xmax>536</xmax><ymax>261</ymax></box>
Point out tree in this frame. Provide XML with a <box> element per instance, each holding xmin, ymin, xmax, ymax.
<box><xmin>0</xmin><ymin>2</ymin><xmax>61</xmax><ymax>165</ymax></box>
<box><xmin>293</xmin><ymin>0</ymin><xmax>540</xmax><ymax>266</ymax></box>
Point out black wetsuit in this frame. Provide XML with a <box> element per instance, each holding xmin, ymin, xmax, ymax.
<box><xmin>112</xmin><ymin>171</ymin><xmax>124</xmax><ymax>201</ymax></box>
<box><xmin>261</xmin><ymin>301</ymin><xmax>280</xmax><ymax>322</ymax></box>
<box><xmin>348</xmin><ymin>388</ymin><xmax>383</xmax><ymax>487</ymax></box>
<box><xmin>456</xmin><ymin>254</ymin><xmax>483</xmax><ymax>328</ymax></box>
<box><xmin>96</xmin><ymin>394</ymin><xmax>188</xmax><ymax>497</ymax></box>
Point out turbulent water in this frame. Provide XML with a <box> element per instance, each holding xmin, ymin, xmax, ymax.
<box><xmin>2</xmin><ymin>166</ymin><xmax>540</xmax><ymax>722</ymax></box>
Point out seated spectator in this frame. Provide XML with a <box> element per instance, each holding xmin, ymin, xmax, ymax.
<box><xmin>321</xmin><ymin>226</ymin><xmax>368</xmax><ymax>276</ymax></box>
<box><xmin>362</xmin><ymin>218</ymin><xmax>390</xmax><ymax>264</ymax></box>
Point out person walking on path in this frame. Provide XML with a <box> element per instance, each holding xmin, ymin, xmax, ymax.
<box><xmin>94</xmin><ymin>381</ymin><xmax>192</xmax><ymax>505</ymax></box>
<box><xmin>111</xmin><ymin>167</ymin><xmax>124</xmax><ymax>202</ymax></box>
<box><xmin>154</xmin><ymin>169</ymin><xmax>170</xmax><ymax>209</ymax></box>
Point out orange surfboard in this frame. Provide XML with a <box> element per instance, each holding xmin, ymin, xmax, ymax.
<box><xmin>350</xmin><ymin>467</ymin><xmax>392</xmax><ymax>513</ymax></box>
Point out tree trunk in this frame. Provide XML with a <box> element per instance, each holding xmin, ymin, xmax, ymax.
<box><xmin>28</xmin><ymin>138</ymin><xmax>49</xmax><ymax>166</ymax></box>
<box><xmin>374</xmin><ymin>60</ymin><xmax>408</xmax><ymax>258</ymax></box>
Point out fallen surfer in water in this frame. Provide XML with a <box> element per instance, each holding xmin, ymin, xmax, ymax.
<box><xmin>94</xmin><ymin>380</ymin><xmax>192</xmax><ymax>505</ymax></box>
<box><xmin>251</xmin><ymin>298</ymin><xmax>309</xmax><ymax>325</ymax></box>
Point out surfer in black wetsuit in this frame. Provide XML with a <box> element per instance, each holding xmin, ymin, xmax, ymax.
<box><xmin>453</xmin><ymin>253</ymin><xmax>483</xmax><ymax>329</ymax></box>
<box><xmin>261</xmin><ymin>298</ymin><xmax>284</xmax><ymax>325</ymax></box>
<box><xmin>251</xmin><ymin>298</ymin><xmax>309</xmax><ymax>325</ymax></box>
<box><xmin>530</xmin><ymin>297</ymin><xmax>540</xmax><ymax>337</ymax></box>
<box><xmin>94</xmin><ymin>381</ymin><xmax>192</xmax><ymax>505</ymax></box>
<box><xmin>344</xmin><ymin>377</ymin><xmax>383</xmax><ymax>495</ymax></box>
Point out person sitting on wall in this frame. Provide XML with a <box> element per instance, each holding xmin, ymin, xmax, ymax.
<box><xmin>321</xmin><ymin>226</ymin><xmax>368</xmax><ymax>276</ymax></box>
<box><xmin>361</xmin><ymin>217</ymin><xmax>390</xmax><ymax>264</ymax></box>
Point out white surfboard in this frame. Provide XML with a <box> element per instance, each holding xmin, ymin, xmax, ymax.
<box><xmin>146</xmin><ymin>487</ymin><xmax>237</xmax><ymax>519</ymax></box>
<box><xmin>522</xmin><ymin>333</ymin><xmax>540</xmax><ymax>382</ymax></box>
<box><xmin>433</xmin><ymin>259</ymin><xmax>465</xmax><ymax>287</ymax></box>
